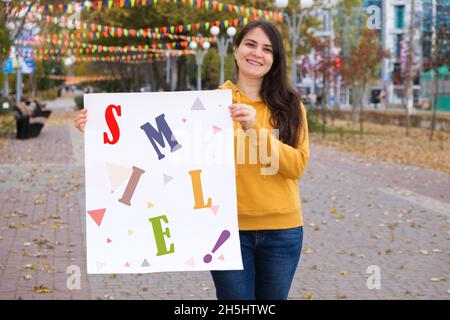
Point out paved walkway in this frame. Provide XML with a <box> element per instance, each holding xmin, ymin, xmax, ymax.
<box><xmin>0</xmin><ymin>102</ymin><xmax>449</xmax><ymax>300</ymax></box>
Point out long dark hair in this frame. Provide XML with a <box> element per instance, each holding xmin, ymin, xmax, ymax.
<box><xmin>234</xmin><ymin>20</ymin><xmax>303</xmax><ymax>148</ymax></box>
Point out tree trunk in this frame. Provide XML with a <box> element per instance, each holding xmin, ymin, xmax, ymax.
<box><xmin>429</xmin><ymin>72</ymin><xmax>438</xmax><ymax>141</ymax></box>
<box><xmin>321</xmin><ymin>80</ymin><xmax>328</xmax><ymax>138</ymax></box>
<box><xmin>405</xmin><ymin>0</ymin><xmax>416</xmax><ymax>137</ymax></box>
<box><xmin>359</xmin><ymin>82</ymin><xmax>366</xmax><ymax>135</ymax></box>
<box><xmin>351</xmin><ymin>85</ymin><xmax>359</xmax><ymax>129</ymax></box>
<box><xmin>107</xmin><ymin>63</ymin><xmax>127</xmax><ymax>92</ymax></box>
<box><xmin>176</xmin><ymin>56</ymin><xmax>188</xmax><ymax>91</ymax></box>
<box><xmin>151</xmin><ymin>61</ymin><xmax>169</xmax><ymax>91</ymax></box>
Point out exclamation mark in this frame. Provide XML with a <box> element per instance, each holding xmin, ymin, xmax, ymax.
<box><xmin>203</xmin><ymin>230</ymin><xmax>230</xmax><ymax>263</ymax></box>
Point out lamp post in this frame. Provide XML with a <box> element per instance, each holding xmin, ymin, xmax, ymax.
<box><xmin>189</xmin><ymin>39</ymin><xmax>210</xmax><ymax>90</ymax></box>
<box><xmin>210</xmin><ymin>26</ymin><xmax>236</xmax><ymax>86</ymax></box>
<box><xmin>275</xmin><ymin>0</ymin><xmax>314</xmax><ymax>87</ymax></box>
<box><xmin>165</xmin><ymin>50</ymin><xmax>172</xmax><ymax>85</ymax></box>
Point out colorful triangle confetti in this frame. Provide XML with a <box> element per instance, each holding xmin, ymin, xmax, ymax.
<box><xmin>96</xmin><ymin>261</ymin><xmax>106</xmax><ymax>271</ymax></box>
<box><xmin>218</xmin><ymin>254</ymin><xmax>225</xmax><ymax>261</ymax></box>
<box><xmin>141</xmin><ymin>259</ymin><xmax>150</xmax><ymax>267</ymax></box>
<box><xmin>210</xmin><ymin>205</ymin><xmax>220</xmax><ymax>215</ymax></box>
<box><xmin>213</xmin><ymin>125</ymin><xmax>222</xmax><ymax>134</ymax></box>
<box><xmin>163</xmin><ymin>173</ymin><xmax>173</xmax><ymax>185</ymax></box>
<box><xmin>185</xmin><ymin>256</ymin><xmax>195</xmax><ymax>268</ymax></box>
<box><xmin>106</xmin><ymin>238</ymin><xmax>112</xmax><ymax>244</ymax></box>
<box><xmin>128</xmin><ymin>229</ymin><xmax>134</xmax><ymax>236</ymax></box>
<box><xmin>87</xmin><ymin>208</ymin><xmax>106</xmax><ymax>226</ymax></box>
<box><xmin>191</xmin><ymin>97</ymin><xmax>206</xmax><ymax>110</ymax></box>
<box><xmin>105</xmin><ymin>162</ymin><xmax>132</xmax><ymax>192</ymax></box>
<box><xmin>147</xmin><ymin>201</ymin><xmax>154</xmax><ymax>208</ymax></box>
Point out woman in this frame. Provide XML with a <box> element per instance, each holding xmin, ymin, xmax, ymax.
<box><xmin>74</xmin><ymin>20</ymin><xmax>309</xmax><ymax>300</ymax></box>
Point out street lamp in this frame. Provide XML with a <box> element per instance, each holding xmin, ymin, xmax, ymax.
<box><xmin>165</xmin><ymin>50</ymin><xmax>172</xmax><ymax>86</ymax></box>
<box><xmin>210</xmin><ymin>25</ymin><xmax>236</xmax><ymax>86</ymax></box>
<box><xmin>275</xmin><ymin>0</ymin><xmax>314</xmax><ymax>87</ymax></box>
<box><xmin>189</xmin><ymin>39</ymin><xmax>210</xmax><ymax>90</ymax></box>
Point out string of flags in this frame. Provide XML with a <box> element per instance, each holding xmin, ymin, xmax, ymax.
<box><xmin>12</xmin><ymin>0</ymin><xmax>282</xmax><ymax>22</ymax></box>
<box><xmin>37</xmin><ymin>47</ymin><xmax>189</xmax><ymax>56</ymax></box>
<box><xmin>30</xmin><ymin>12</ymin><xmax>261</xmax><ymax>37</ymax></box>
<box><xmin>36</xmin><ymin>30</ymin><xmax>216</xmax><ymax>43</ymax></box>
<box><xmin>38</xmin><ymin>36</ymin><xmax>192</xmax><ymax>52</ymax></box>
<box><xmin>7</xmin><ymin>1</ymin><xmax>282</xmax><ymax>68</ymax></box>
<box><xmin>34</xmin><ymin>50</ymin><xmax>192</xmax><ymax>63</ymax></box>
<box><xmin>48</xmin><ymin>74</ymin><xmax>125</xmax><ymax>84</ymax></box>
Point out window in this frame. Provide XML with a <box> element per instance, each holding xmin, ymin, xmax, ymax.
<box><xmin>395</xmin><ymin>34</ymin><xmax>403</xmax><ymax>58</ymax></box>
<box><xmin>394</xmin><ymin>5</ymin><xmax>405</xmax><ymax>29</ymax></box>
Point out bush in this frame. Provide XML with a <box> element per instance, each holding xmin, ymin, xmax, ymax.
<box><xmin>305</xmin><ymin>104</ymin><xmax>321</xmax><ymax>132</ymax></box>
<box><xmin>0</xmin><ymin>113</ymin><xmax>14</xmax><ymax>137</ymax></box>
<box><xmin>74</xmin><ymin>95</ymin><xmax>84</xmax><ymax>110</ymax></box>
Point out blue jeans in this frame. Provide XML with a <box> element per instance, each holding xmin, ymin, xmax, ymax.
<box><xmin>211</xmin><ymin>226</ymin><xmax>303</xmax><ymax>300</ymax></box>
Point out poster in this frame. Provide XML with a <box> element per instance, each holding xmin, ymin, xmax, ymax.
<box><xmin>84</xmin><ymin>90</ymin><xmax>242</xmax><ymax>274</ymax></box>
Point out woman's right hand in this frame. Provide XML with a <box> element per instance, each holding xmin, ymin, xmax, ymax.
<box><xmin>74</xmin><ymin>108</ymin><xmax>87</xmax><ymax>132</ymax></box>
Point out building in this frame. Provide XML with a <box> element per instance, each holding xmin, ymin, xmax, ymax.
<box><xmin>297</xmin><ymin>0</ymin><xmax>449</xmax><ymax>110</ymax></box>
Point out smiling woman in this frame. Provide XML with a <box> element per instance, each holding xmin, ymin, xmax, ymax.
<box><xmin>213</xmin><ymin>20</ymin><xmax>310</xmax><ymax>300</ymax></box>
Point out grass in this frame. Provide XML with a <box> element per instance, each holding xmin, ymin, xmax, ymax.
<box><xmin>0</xmin><ymin>113</ymin><xmax>15</xmax><ymax>139</ymax></box>
<box><xmin>310</xmin><ymin>118</ymin><xmax>450</xmax><ymax>173</ymax></box>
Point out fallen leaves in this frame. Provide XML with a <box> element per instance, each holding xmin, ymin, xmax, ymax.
<box><xmin>336</xmin><ymin>293</ymin><xmax>348</xmax><ymax>299</ymax></box>
<box><xmin>430</xmin><ymin>277</ymin><xmax>448</xmax><ymax>282</ymax></box>
<box><xmin>303</xmin><ymin>293</ymin><xmax>314</xmax><ymax>300</ymax></box>
<box><xmin>310</xmin><ymin>119</ymin><xmax>450</xmax><ymax>173</ymax></box>
<box><xmin>24</xmin><ymin>264</ymin><xmax>37</xmax><ymax>270</ymax></box>
<box><xmin>34</xmin><ymin>197</ymin><xmax>45</xmax><ymax>205</ymax></box>
<box><xmin>33</xmin><ymin>285</ymin><xmax>53</xmax><ymax>294</ymax></box>
<box><xmin>33</xmin><ymin>236</ymin><xmax>54</xmax><ymax>250</ymax></box>
<box><xmin>97</xmin><ymin>294</ymin><xmax>114</xmax><ymax>300</ymax></box>
<box><xmin>41</xmin><ymin>260</ymin><xmax>56</xmax><ymax>273</ymax></box>
<box><xmin>23</xmin><ymin>274</ymin><xmax>33</xmax><ymax>280</ymax></box>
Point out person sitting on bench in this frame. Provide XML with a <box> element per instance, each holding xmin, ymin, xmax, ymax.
<box><xmin>30</xmin><ymin>97</ymin><xmax>52</xmax><ymax>118</ymax></box>
<box><xmin>14</xmin><ymin>97</ymin><xmax>47</xmax><ymax>139</ymax></box>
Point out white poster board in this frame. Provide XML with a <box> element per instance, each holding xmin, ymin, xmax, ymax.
<box><xmin>84</xmin><ymin>90</ymin><xmax>242</xmax><ymax>274</ymax></box>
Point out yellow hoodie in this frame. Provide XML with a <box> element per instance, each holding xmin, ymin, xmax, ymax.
<box><xmin>220</xmin><ymin>81</ymin><xmax>310</xmax><ymax>230</ymax></box>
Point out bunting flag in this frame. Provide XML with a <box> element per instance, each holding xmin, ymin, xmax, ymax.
<box><xmin>34</xmin><ymin>51</ymin><xmax>187</xmax><ymax>63</ymax></box>
<box><xmin>47</xmin><ymin>75</ymin><xmax>127</xmax><ymax>85</ymax></box>
<box><xmin>12</xmin><ymin>0</ymin><xmax>283</xmax><ymax>22</ymax></box>
<box><xmin>36</xmin><ymin>47</ymin><xmax>187</xmax><ymax>56</ymax></box>
<box><xmin>31</xmin><ymin>11</ymin><xmax>258</xmax><ymax>37</ymax></box>
<box><xmin>36</xmin><ymin>30</ymin><xmax>215</xmax><ymax>43</ymax></box>
<box><xmin>37</xmin><ymin>36</ymin><xmax>191</xmax><ymax>52</ymax></box>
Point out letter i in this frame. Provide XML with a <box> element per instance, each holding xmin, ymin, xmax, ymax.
<box><xmin>118</xmin><ymin>166</ymin><xmax>145</xmax><ymax>206</ymax></box>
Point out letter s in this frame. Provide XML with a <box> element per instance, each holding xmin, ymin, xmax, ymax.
<box><xmin>104</xmin><ymin>104</ymin><xmax>121</xmax><ymax>144</ymax></box>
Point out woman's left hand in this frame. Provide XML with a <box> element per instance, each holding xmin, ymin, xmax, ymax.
<box><xmin>228</xmin><ymin>103</ymin><xmax>256</xmax><ymax>130</ymax></box>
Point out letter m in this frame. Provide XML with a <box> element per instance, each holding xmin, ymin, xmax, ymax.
<box><xmin>140</xmin><ymin>113</ymin><xmax>182</xmax><ymax>160</ymax></box>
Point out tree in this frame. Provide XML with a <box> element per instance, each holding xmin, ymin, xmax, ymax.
<box><xmin>60</xmin><ymin>0</ymin><xmax>271</xmax><ymax>91</ymax></box>
<box><xmin>339</xmin><ymin>28</ymin><xmax>389</xmax><ymax>133</ymax></box>
<box><xmin>427</xmin><ymin>2</ymin><xmax>450</xmax><ymax>141</ymax></box>
<box><xmin>0</xmin><ymin>1</ymin><xmax>38</xmax><ymax>68</ymax></box>
<box><xmin>404</xmin><ymin>0</ymin><xmax>416</xmax><ymax>137</ymax></box>
<box><xmin>310</xmin><ymin>36</ymin><xmax>339</xmax><ymax>136</ymax></box>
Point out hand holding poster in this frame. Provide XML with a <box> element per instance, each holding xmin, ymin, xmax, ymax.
<box><xmin>84</xmin><ymin>90</ymin><xmax>242</xmax><ymax>274</ymax></box>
